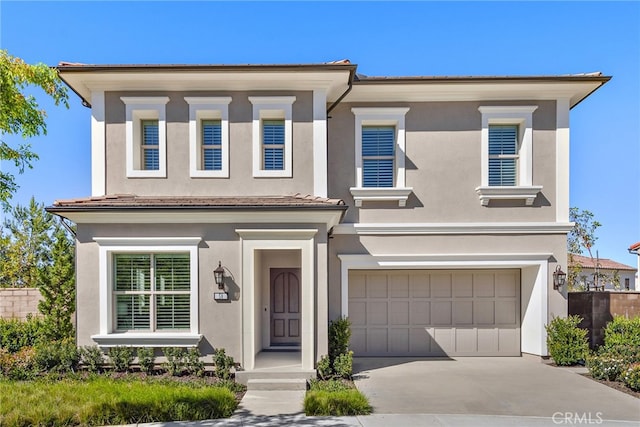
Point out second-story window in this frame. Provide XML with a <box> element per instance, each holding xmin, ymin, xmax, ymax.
<box><xmin>488</xmin><ymin>125</ymin><xmax>518</xmax><ymax>186</ymax></box>
<box><xmin>362</xmin><ymin>126</ymin><xmax>395</xmax><ymax>187</ymax></box>
<box><xmin>141</xmin><ymin>120</ymin><xmax>160</xmax><ymax>170</ymax></box>
<box><xmin>262</xmin><ymin>119</ymin><xmax>285</xmax><ymax>170</ymax></box>
<box><xmin>202</xmin><ymin>120</ymin><xmax>222</xmax><ymax>170</ymax></box>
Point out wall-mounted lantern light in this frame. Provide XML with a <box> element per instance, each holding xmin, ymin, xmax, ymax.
<box><xmin>214</xmin><ymin>261</ymin><xmax>225</xmax><ymax>290</ymax></box>
<box><xmin>553</xmin><ymin>265</ymin><xmax>566</xmax><ymax>290</ymax></box>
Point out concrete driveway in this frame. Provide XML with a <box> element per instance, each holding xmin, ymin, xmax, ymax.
<box><xmin>353</xmin><ymin>357</ymin><xmax>640</xmax><ymax>422</ymax></box>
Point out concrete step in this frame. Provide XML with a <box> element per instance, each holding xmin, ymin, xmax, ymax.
<box><xmin>235</xmin><ymin>369</ymin><xmax>315</xmax><ymax>385</ymax></box>
<box><xmin>247</xmin><ymin>378</ymin><xmax>308</xmax><ymax>391</ymax></box>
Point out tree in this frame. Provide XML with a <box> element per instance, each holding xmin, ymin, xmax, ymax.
<box><xmin>0</xmin><ymin>197</ymin><xmax>56</xmax><ymax>287</ymax></box>
<box><xmin>0</xmin><ymin>49</ymin><xmax>69</xmax><ymax>204</ymax></box>
<box><xmin>567</xmin><ymin>207</ymin><xmax>602</xmax><ymax>291</ymax></box>
<box><xmin>38</xmin><ymin>226</ymin><xmax>75</xmax><ymax>341</ymax></box>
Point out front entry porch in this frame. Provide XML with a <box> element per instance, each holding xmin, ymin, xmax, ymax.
<box><xmin>235</xmin><ymin>351</ymin><xmax>315</xmax><ymax>388</ymax></box>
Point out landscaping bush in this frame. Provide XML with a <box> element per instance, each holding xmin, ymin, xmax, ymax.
<box><xmin>108</xmin><ymin>346</ymin><xmax>134</xmax><ymax>373</ymax></box>
<box><xmin>316</xmin><ymin>355</ymin><xmax>332</xmax><ymax>380</ymax></box>
<box><xmin>333</xmin><ymin>351</ymin><xmax>354</xmax><ymax>379</ymax></box>
<box><xmin>213</xmin><ymin>348</ymin><xmax>235</xmax><ymax>380</ymax></box>
<box><xmin>34</xmin><ymin>339</ymin><xmax>80</xmax><ymax>373</ymax></box>
<box><xmin>586</xmin><ymin>352</ymin><xmax>627</xmax><ymax>381</ymax></box>
<box><xmin>304</xmin><ymin>388</ymin><xmax>371</xmax><ymax>416</ymax></box>
<box><xmin>80</xmin><ymin>346</ymin><xmax>104</xmax><ymax>373</ymax></box>
<box><xmin>308</xmin><ymin>378</ymin><xmax>352</xmax><ymax>392</ymax></box>
<box><xmin>136</xmin><ymin>347</ymin><xmax>155</xmax><ymax>374</ymax></box>
<box><xmin>623</xmin><ymin>363</ymin><xmax>640</xmax><ymax>391</ymax></box>
<box><xmin>603</xmin><ymin>316</ymin><xmax>640</xmax><ymax>349</ymax></box>
<box><xmin>545</xmin><ymin>315</ymin><xmax>588</xmax><ymax>366</ymax></box>
<box><xmin>0</xmin><ymin>347</ymin><xmax>38</xmax><ymax>380</ymax></box>
<box><xmin>185</xmin><ymin>347</ymin><xmax>205</xmax><ymax>377</ymax></box>
<box><xmin>162</xmin><ymin>347</ymin><xmax>186</xmax><ymax>376</ymax></box>
<box><xmin>0</xmin><ymin>377</ymin><xmax>238</xmax><ymax>426</ymax></box>
<box><xmin>0</xmin><ymin>316</ymin><xmax>46</xmax><ymax>353</ymax></box>
<box><xmin>328</xmin><ymin>317</ymin><xmax>351</xmax><ymax>363</ymax></box>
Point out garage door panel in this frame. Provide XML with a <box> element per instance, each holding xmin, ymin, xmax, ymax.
<box><xmin>453</xmin><ymin>301</ymin><xmax>473</xmax><ymax>325</ymax></box>
<box><xmin>348</xmin><ymin>270</ymin><xmax>520</xmax><ymax>356</ymax></box>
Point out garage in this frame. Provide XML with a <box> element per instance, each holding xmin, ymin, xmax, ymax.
<box><xmin>348</xmin><ymin>269</ymin><xmax>521</xmax><ymax>356</ymax></box>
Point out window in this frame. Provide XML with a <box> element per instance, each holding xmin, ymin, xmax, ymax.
<box><xmin>249</xmin><ymin>96</ymin><xmax>296</xmax><ymax>177</ymax></box>
<box><xmin>113</xmin><ymin>253</ymin><xmax>190</xmax><ymax>332</ymax></box>
<box><xmin>625</xmin><ymin>278</ymin><xmax>630</xmax><ymax>291</ymax></box>
<box><xmin>92</xmin><ymin>237</ymin><xmax>201</xmax><ymax>347</ymax></box>
<box><xmin>121</xmin><ymin>97</ymin><xmax>169</xmax><ymax>178</ymax></box>
<box><xmin>185</xmin><ymin>97</ymin><xmax>231</xmax><ymax>178</ymax></box>
<box><xmin>476</xmin><ymin>106</ymin><xmax>542</xmax><ymax>206</ymax></box>
<box><xmin>350</xmin><ymin>107</ymin><xmax>412</xmax><ymax>207</ymax></box>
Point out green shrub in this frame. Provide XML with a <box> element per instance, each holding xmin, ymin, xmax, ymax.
<box><xmin>333</xmin><ymin>351</ymin><xmax>353</xmax><ymax>379</ymax></box>
<box><xmin>162</xmin><ymin>347</ymin><xmax>186</xmax><ymax>376</ymax></box>
<box><xmin>0</xmin><ymin>347</ymin><xmax>38</xmax><ymax>380</ymax></box>
<box><xmin>623</xmin><ymin>363</ymin><xmax>640</xmax><ymax>391</ymax></box>
<box><xmin>304</xmin><ymin>389</ymin><xmax>372</xmax><ymax>416</ymax></box>
<box><xmin>603</xmin><ymin>316</ymin><xmax>640</xmax><ymax>349</ymax></box>
<box><xmin>329</xmin><ymin>317</ymin><xmax>351</xmax><ymax>363</ymax></box>
<box><xmin>213</xmin><ymin>348</ymin><xmax>235</xmax><ymax>380</ymax></box>
<box><xmin>587</xmin><ymin>353</ymin><xmax>627</xmax><ymax>381</ymax></box>
<box><xmin>80</xmin><ymin>346</ymin><xmax>104</xmax><ymax>373</ymax></box>
<box><xmin>108</xmin><ymin>346</ymin><xmax>134</xmax><ymax>372</ymax></box>
<box><xmin>34</xmin><ymin>339</ymin><xmax>80</xmax><ymax>373</ymax></box>
<box><xmin>317</xmin><ymin>355</ymin><xmax>332</xmax><ymax>380</ymax></box>
<box><xmin>545</xmin><ymin>315</ymin><xmax>588</xmax><ymax>366</ymax></box>
<box><xmin>185</xmin><ymin>347</ymin><xmax>205</xmax><ymax>377</ymax></box>
<box><xmin>308</xmin><ymin>378</ymin><xmax>352</xmax><ymax>392</ymax></box>
<box><xmin>136</xmin><ymin>347</ymin><xmax>155</xmax><ymax>374</ymax></box>
<box><xmin>0</xmin><ymin>316</ymin><xmax>46</xmax><ymax>353</ymax></box>
<box><xmin>599</xmin><ymin>343</ymin><xmax>640</xmax><ymax>364</ymax></box>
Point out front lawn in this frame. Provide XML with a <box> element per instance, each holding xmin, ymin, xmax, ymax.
<box><xmin>0</xmin><ymin>376</ymin><xmax>238</xmax><ymax>426</ymax></box>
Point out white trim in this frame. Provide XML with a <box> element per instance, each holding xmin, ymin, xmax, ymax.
<box><xmin>556</xmin><ymin>98</ymin><xmax>570</xmax><ymax>222</ymax></box>
<box><xmin>121</xmin><ymin>96</ymin><xmax>170</xmax><ymax>178</ymax></box>
<box><xmin>351</xmin><ymin>107</ymin><xmax>411</xmax><ymax>206</ymax></box>
<box><xmin>349</xmin><ymin>187</ymin><xmax>413</xmax><ymax>207</ymax></box>
<box><xmin>237</xmin><ymin>229</ymin><xmax>317</xmax><ymax>370</ymax></box>
<box><xmin>477</xmin><ymin>105</ymin><xmax>540</xmax><ymax>205</ymax></box>
<box><xmin>185</xmin><ymin>97</ymin><xmax>232</xmax><ymax>178</ymax></box>
<box><xmin>56</xmin><ymin>210</ymin><xmax>344</xmax><ymax>229</ymax></box>
<box><xmin>313</xmin><ymin>89</ymin><xmax>328</xmax><ymax>197</ymax></box>
<box><xmin>93</xmin><ymin>236</ymin><xmax>201</xmax><ymax>342</ymax></box>
<box><xmin>332</xmin><ymin>222</ymin><xmax>574</xmax><ymax>235</ymax></box>
<box><xmin>338</xmin><ymin>253</ymin><xmax>550</xmax><ymax>356</ymax></box>
<box><xmin>90</xmin><ymin>91</ymin><xmax>106</xmax><ymax>196</ymax></box>
<box><xmin>475</xmin><ymin>185</ymin><xmax>543</xmax><ymax>206</ymax></box>
<box><xmin>249</xmin><ymin>96</ymin><xmax>296</xmax><ymax>178</ymax></box>
<box><xmin>91</xmin><ymin>333</ymin><xmax>202</xmax><ymax>347</ymax></box>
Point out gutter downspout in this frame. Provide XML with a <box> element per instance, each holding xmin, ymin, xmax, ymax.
<box><xmin>326</xmin><ymin>67</ymin><xmax>355</xmax><ymax>115</ymax></box>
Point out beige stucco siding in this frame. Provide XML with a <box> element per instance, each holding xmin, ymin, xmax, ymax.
<box><xmin>328</xmin><ymin>100</ymin><xmax>557</xmax><ymax>223</ymax></box>
<box><xmin>104</xmin><ymin>91</ymin><xmax>314</xmax><ymax>196</ymax></box>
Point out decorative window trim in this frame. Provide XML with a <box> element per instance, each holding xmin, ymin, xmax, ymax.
<box><xmin>350</xmin><ymin>107</ymin><xmax>412</xmax><ymax>207</ymax></box>
<box><xmin>121</xmin><ymin>97</ymin><xmax>170</xmax><ymax>178</ymax></box>
<box><xmin>185</xmin><ymin>97</ymin><xmax>232</xmax><ymax>178</ymax></box>
<box><xmin>249</xmin><ymin>96</ymin><xmax>296</xmax><ymax>178</ymax></box>
<box><xmin>92</xmin><ymin>237</ymin><xmax>201</xmax><ymax>347</ymax></box>
<box><xmin>476</xmin><ymin>105</ymin><xmax>541</xmax><ymax>206</ymax></box>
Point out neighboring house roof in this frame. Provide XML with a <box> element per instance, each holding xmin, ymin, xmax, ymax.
<box><xmin>48</xmin><ymin>193</ymin><xmax>346</xmax><ymax>211</ymax></box>
<box><xmin>629</xmin><ymin>242</ymin><xmax>640</xmax><ymax>253</ymax></box>
<box><xmin>569</xmin><ymin>254</ymin><xmax>637</xmax><ymax>271</ymax></box>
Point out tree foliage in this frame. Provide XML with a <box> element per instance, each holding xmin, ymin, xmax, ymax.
<box><xmin>568</xmin><ymin>207</ymin><xmax>602</xmax><ymax>291</ymax></box>
<box><xmin>0</xmin><ymin>49</ymin><xmax>69</xmax><ymax>204</ymax></box>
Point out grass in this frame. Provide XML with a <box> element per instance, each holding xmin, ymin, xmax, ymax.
<box><xmin>304</xmin><ymin>379</ymin><xmax>372</xmax><ymax>416</ymax></box>
<box><xmin>0</xmin><ymin>376</ymin><xmax>238</xmax><ymax>426</ymax></box>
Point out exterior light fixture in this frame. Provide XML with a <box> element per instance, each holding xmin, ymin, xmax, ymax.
<box><xmin>214</xmin><ymin>261</ymin><xmax>225</xmax><ymax>290</ymax></box>
<box><xmin>553</xmin><ymin>265</ymin><xmax>566</xmax><ymax>290</ymax></box>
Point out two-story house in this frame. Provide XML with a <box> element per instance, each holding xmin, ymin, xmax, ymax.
<box><xmin>48</xmin><ymin>61</ymin><xmax>609</xmax><ymax>376</ymax></box>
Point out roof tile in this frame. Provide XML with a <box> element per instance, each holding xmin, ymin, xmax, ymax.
<box><xmin>569</xmin><ymin>254</ymin><xmax>636</xmax><ymax>271</ymax></box>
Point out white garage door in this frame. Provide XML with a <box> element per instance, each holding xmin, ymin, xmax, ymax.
<box><xmin>348</xmin><ymin>270</ymin><xmax>521</xmax><ymax>356</ymax></box>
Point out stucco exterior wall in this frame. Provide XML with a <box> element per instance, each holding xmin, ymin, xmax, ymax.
<box><xmin>104</xmin><ymin>91</ymin><xmax>315</xmax><ymax>197</ymax></box>
<box><xmin>328</xmin><ymin>100</ymin><xmax>557</xmax><ymax>223</ymax></box>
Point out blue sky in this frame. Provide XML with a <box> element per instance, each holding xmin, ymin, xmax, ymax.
<box><xmin>1</xmin><ymin>1</ymin><xmax>638</xmax><ymax>266</ymax></box>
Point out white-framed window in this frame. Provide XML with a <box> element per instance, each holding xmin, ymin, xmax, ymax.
<box><xmin>476</xmin><ymin>105</ymin><xmax>542</xmax><ymax>206</ymax></box>
<box><xmin>185</xmin><ymin>97</ymin><xmax>232</xmax><ymax>178</ymax></box>
<box><xmin>92</xmin><ymin>237</ymin><xmax>202</xmax><ymax>347</ymax></box>
<box><xmin>249</xmin><ymin>96</ymin><xmax>296</xmax><ymax>178</ymax></box>
<box><xmin>350</xmin><ymin>107</ymin><xmax>412</xmax><ymax>207</ymax></box>
<box><xmin>121</xmin><ymin>97</ymin><xmax>170</xmax><ymax>178</ymax></box>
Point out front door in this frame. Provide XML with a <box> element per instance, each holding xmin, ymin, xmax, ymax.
<box><xmin>270</xmin><ymin>268</ymin><xmax>301</xmax><ymax>346</ymax></box>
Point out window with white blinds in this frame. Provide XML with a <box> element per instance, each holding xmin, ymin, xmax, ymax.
<box><xmin>488</xmin><ymin>125</ymin><xmax>518</xmax><ymax>186</ymax></box>
<box><xmin>262</xmin><ymin>120</ymin><xmax>285</xmax><ymax>170</ymax></box>
<box><xmin>202</xmin><ymin>120</ymin><xmax>222</xmax><ymax>171</ymax></box>
<box><xmin>113</xmin><ymin>253</ymin><xmax>190</xmax><ymax>332</ymax></box>
<box><xmin>141</xmin><ymin>120</ymin><xmax>160</xmax><ymax>171</ymax></box>
<box><xmin>362</xmin><ymin>126</ymin><xmax>395</xmax><ymax>187</ymax></box>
